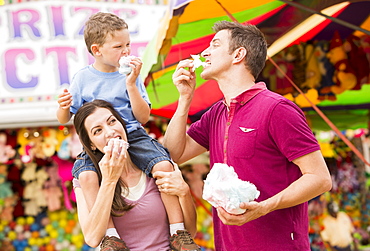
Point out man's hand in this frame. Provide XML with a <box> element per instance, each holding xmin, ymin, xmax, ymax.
<box><xmin>172</xmin><ymin>59</ymin><xmax>197</xmax><ymax>99</ymax></box>
<box><xmin>153</xmin><ymin>163</ymin><xmax>189</xmax><ymax>198</ymax></box>
<box><xmin>216</xmin><ymin>201</ymin><xmax>269</xmax><ymax>226</ymax></box>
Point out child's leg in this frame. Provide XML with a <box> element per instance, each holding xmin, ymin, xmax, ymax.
<box><xmin>152</xmin><ymin>161</ymin><xmax>185</xmax><ymax>234</ymax></box>
<box><xmin>152</xmin><ymin>161</ymin><xmax>201</xmax><ymax>251</ymax></box>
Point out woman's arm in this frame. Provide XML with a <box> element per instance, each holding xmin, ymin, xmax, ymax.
<box><xmin>153</xmin><ymin>163</ymin><xmax>197</xmax><ymax>237</ymax></box>
<box><xmin>74</xmin><ymin>175</ymin><xmax>117</xmax><ymax>247</ymax></box>
<box><xmin>74</xmin><ymin>144</ymin><xmax>126</xmax><ymax>247</ymax></box>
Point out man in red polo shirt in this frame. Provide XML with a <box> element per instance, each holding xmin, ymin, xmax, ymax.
<box><xmin>163</xmin><ymin>20</ymin><xmax>332</xmax><ymax>251</ymax></box>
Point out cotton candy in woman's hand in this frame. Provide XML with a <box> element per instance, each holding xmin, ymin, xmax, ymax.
<box><xmin>202</xmin><ymin>163</ymin><xmax>260</xmax><ymax>214</ymax></box>
<box><xmin>103</xmin><ymin>138</ymin><xmax>130</xmax><ymax>154</ymax></box>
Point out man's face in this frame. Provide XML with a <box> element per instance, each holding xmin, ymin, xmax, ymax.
<box><xmin>200</xmin><ymin>30</ymin><xmax>233</xmax><ymax>80</ymax></box>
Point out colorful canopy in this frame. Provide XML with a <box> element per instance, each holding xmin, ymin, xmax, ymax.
<box><xmin>142</xmin><ymin>0</ymin><xmax>370</xmax><ymax>128</ymax></box>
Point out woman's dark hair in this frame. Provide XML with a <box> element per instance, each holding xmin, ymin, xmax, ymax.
<box><xmin>73</xmin><ymin>99</ymin><xmax>133</xmax><ymax>216</ymax></box>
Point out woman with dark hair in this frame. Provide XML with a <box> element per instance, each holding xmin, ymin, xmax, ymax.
<box><xmin>72</xmin><ymin>99</ymin><xmax>197</xmax><ymax>251</ymax></box>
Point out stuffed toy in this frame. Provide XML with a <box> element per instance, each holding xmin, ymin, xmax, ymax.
<box><xmin>359</xmin><ymin>35</ymin><xmax>370</xmax><ymax>70</ymax></box>
<box><xmin>6</xmin><ymin>162</ymin><xmax>24</xmax><ymax>218</ymax></box>
<box><xmin>55</xmin><ymin>126</ymin><xmax>69</xmax><ymax>153</ymax></box>
<box><xmin>301</xmin><ymin>43</ymin><xmax>321</xmax><ymax>90</ymax></box>
<box><xmin>0</xmin><ymin>240</ymin><xmax>15</xmax><ymax>251</ymax></box>
<box><xmin>21</xmin><ymin>162</ymin><xmax>37</xmax><ymax>182</ymax></box>
<box><xmin>57</xmin><ymin>136</ymin><xmax>71</xmax><ymax>160</ymax></box>
<box><xmin>327</xmin><ymin>31</ymin><xmax>357</xmax><ymax>94</ymax></box>
<box><xmin>0</xmin><ymin>166</ymin><xmax>13</xmax><ymax>199</ymax></box>
<box><xmin>17</xmin><ymin>128</ymin><xmax>31</xmax><ymax>161</ymax></box>
<box><xmin>69</xmin><ymin>127</ymin><xmax>83</xmax><ymax>159</ymax></box>
<box><xmin>51</xmin><ymin>155</ymin><xmax>74</xmax><ymax>210</ymax></box>
<box><xmin>336</xmin><ymin>162</ymin><xmax>359</xmax><ymax>193</ymax></box>
<box><xmin>314</xmin><ymin>40</ymin><xmax>337</xmax><ymax>101</ymax></box>
<box><xmin>0</xmin><ymin>132</ymin><xmax>16</xmax><ymax>164</ymax></box>
<box><xmin>22</xmin><ymin>166</ymin><xmax>38</xmax><ymax>216</ymax></box>
<box><xmin>43</xmin><ymin>161</ymin><xmax>63</xmax><ymax>212</ymax></box>
<box><xmin>344</xmin><ymin>34</ymin><xmax>370</xmax><ymax>90</ymax></box>
<box><xmin>285</xmin><ymin>43</ymin><xmax>307</xmax><ymax>95</ymax></box>
<box><xmin>262</xmin><ymin>50</ymin><xmax>294</xmax><ymax>95</ymax></box>
<box><xmin>18</xmin><ymin>129</ymin><xmax>44</xmax><ymax>163</ymax></box>
<box><xmin>41</xmin><ymin>128</ymin><xmax>59</xmax><ymax>157</ymax></box>
<box><xmin>294</xmin><ymin>88</ymin><xmax>320</xmax><ymax>108</ymax></box>
<box><xmin>0</xmin><ymin>165</ymin><xmax>17</xmax><ymax>222</ymax></box>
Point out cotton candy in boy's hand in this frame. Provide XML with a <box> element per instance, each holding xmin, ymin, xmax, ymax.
<box><xmin>191</xmin><ymin>54</ymin><xmax>207</xmax><ymax>71</ymax></box>
<box><xmin>103</xmin><ymin>138</ymin><xmax>130</xmax><ymax>154</ymax></box>
<box><xmin>202</xmin><ymin>163</ymin><xmax>260</xmax><ymax>214</ymax></box>
<box><xmin>119</xmin><ymin>56</ymin><xmax>136</xmax><ymax>75</ymax></box>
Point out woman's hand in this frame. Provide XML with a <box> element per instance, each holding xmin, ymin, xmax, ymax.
<box><xmin>98</xmin><ymin>139</ymin><xmax>128</xmax><ymax>182</ymax></box>
<box><xmin>153</xmin><ymin>163</ymin><xmax>189</xmax><ymax>197</ymax></box>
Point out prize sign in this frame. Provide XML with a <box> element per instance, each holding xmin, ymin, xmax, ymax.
<box><xmin>0</xmin><ymin>1</ymin><xmax>167</xmax><ymax>107</ymax></box>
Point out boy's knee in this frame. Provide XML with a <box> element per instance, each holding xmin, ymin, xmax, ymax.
<box><xmin>152</xmin><ymin>161</ymin><xmax>173</xmax><ymax>173</ymax></box>
<box><xmin>78</xmin><ymin>171</ymin><xmax>99</xmax><ymax>187</ymax></box>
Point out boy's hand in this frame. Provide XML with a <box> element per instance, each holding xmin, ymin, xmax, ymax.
<box><xmin>58</xmin><ymin>89</ymin><xmax>72</xmax><ymax>110</ymax></box>
<box><xmin>126</xmin><ymin>57</ymin><xmax>142</xmax><ymax>86</ymax></box>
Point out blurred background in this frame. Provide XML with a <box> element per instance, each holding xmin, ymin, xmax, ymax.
<box><xmin>0</xmin><ymin>0</ymin><xmax>370</xmax><ymax>250</ymax></box>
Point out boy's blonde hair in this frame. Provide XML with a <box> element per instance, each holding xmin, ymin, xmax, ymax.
<box><xmin>84</xmin><ymin>12</ymin><xmax>128</xmax><ymax>55</ymax></box>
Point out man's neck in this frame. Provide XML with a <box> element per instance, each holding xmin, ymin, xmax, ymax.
<box><xmin>220</xmin><ymin>80</ymin><xmax>255</xmax><ymax>106</ymax></box>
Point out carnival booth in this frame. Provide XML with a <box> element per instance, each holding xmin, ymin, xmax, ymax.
<box><xmin>0</xmin><ymin>0</ymin><xmax>170</xmax><ymax>250</ymax></box>
<box><xmin>140</xmin><ymin>0</ymin><xmax>370</xmax><ymax>250</ymax></box>
<box><xmin>1</xmin><ymin>0</ymin><xmax>370</xmax><ymax>251</ymax></box>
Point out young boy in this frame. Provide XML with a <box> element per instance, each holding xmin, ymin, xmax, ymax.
<box><xmin>56</xmin><ymin>12</ymin><xmax>200</xmax><ymax>251</ymax></box>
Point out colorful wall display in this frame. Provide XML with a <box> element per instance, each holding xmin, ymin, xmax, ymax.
<box><xmin>0</xmin><ymin>0</ymin><xmax>168</xmax><ymax>128</ymax></box>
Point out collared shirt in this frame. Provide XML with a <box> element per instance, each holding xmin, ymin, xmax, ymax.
<box><xmin>222</xmin><ymin>82</ymin><xmax>266</xmax><ymax>163</ymax></box>
<box><xmin>188</xmin><ymin>82</ymin><xmax>319</xmax><ymax>250</ymax></box>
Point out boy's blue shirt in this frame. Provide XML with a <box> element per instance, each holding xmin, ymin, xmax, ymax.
<box><xmin>69</xmin><ymin>65</ymin><xmax>151</xmax><ymax>133</ymax></box>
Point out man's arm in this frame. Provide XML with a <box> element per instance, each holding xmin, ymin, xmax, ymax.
<box><xmin>217</xmin><ymin>150</ymin><xmax>332</xmax><ymax>225</ymax></box>
<box><xmin>163</xmin><ymin>60</ymin><xmax>207</xmax><ymax>163</ymax></box>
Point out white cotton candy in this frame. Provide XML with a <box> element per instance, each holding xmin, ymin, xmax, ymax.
<box><xmin>103</xmin><ymin>138</ymin><xmax>130</xmax><ymax>153</ymax></box>
<box><xmin>191</xmin><ymin>54</ymin><xmax>207</xmax><ymax>71</ymax></box>
<box><xmin>119</xmin><ymin>55</ymin><xmax>136</xmax><ymax>75</ymax></box>
<box><xmin>202</xmin><ymin>163</ymin><xmax>260</xmax><ymax>214</ymax></box>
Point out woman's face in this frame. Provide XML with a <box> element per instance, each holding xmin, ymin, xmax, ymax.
<box><xmin>84</xmin><ymin>107</ymin><xmax>128</xmax><ymax>152</ymax></box>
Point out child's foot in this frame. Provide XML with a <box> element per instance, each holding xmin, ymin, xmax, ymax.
<box><xmin>100</xmin><ymin>236</ymin><xmax>130</xmax><ymax>251</ymax></box>
<box><xmin>170</xmin><ymin>230</ymin><xmax>201</xmax><ymax>251</ymax></box>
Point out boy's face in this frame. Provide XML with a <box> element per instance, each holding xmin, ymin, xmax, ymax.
<box><xmin>94</xmin><ymin>29</ymin><xmax>131</xmax><ymax>71</ymax></box>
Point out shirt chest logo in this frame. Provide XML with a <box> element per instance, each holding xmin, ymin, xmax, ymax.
<box><xmin>239</xmin><ymin>127</ymin><xmax>255</xmax><ymax>133</ymax></box>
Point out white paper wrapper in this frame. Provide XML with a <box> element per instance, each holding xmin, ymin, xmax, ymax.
<box><xmin>202</xmin><ymin>163</ymin><xmax>260</xmax><ymax>214</ymax></box>
<box><xmin>119</xmin><ymin>55</ymin><xmax>136</xmax><ymax>75</ymax></box>
<box><xmin>191</xmin><ymin>54</ymin><xmax>207</xmax><ymax>71</ymax></box>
